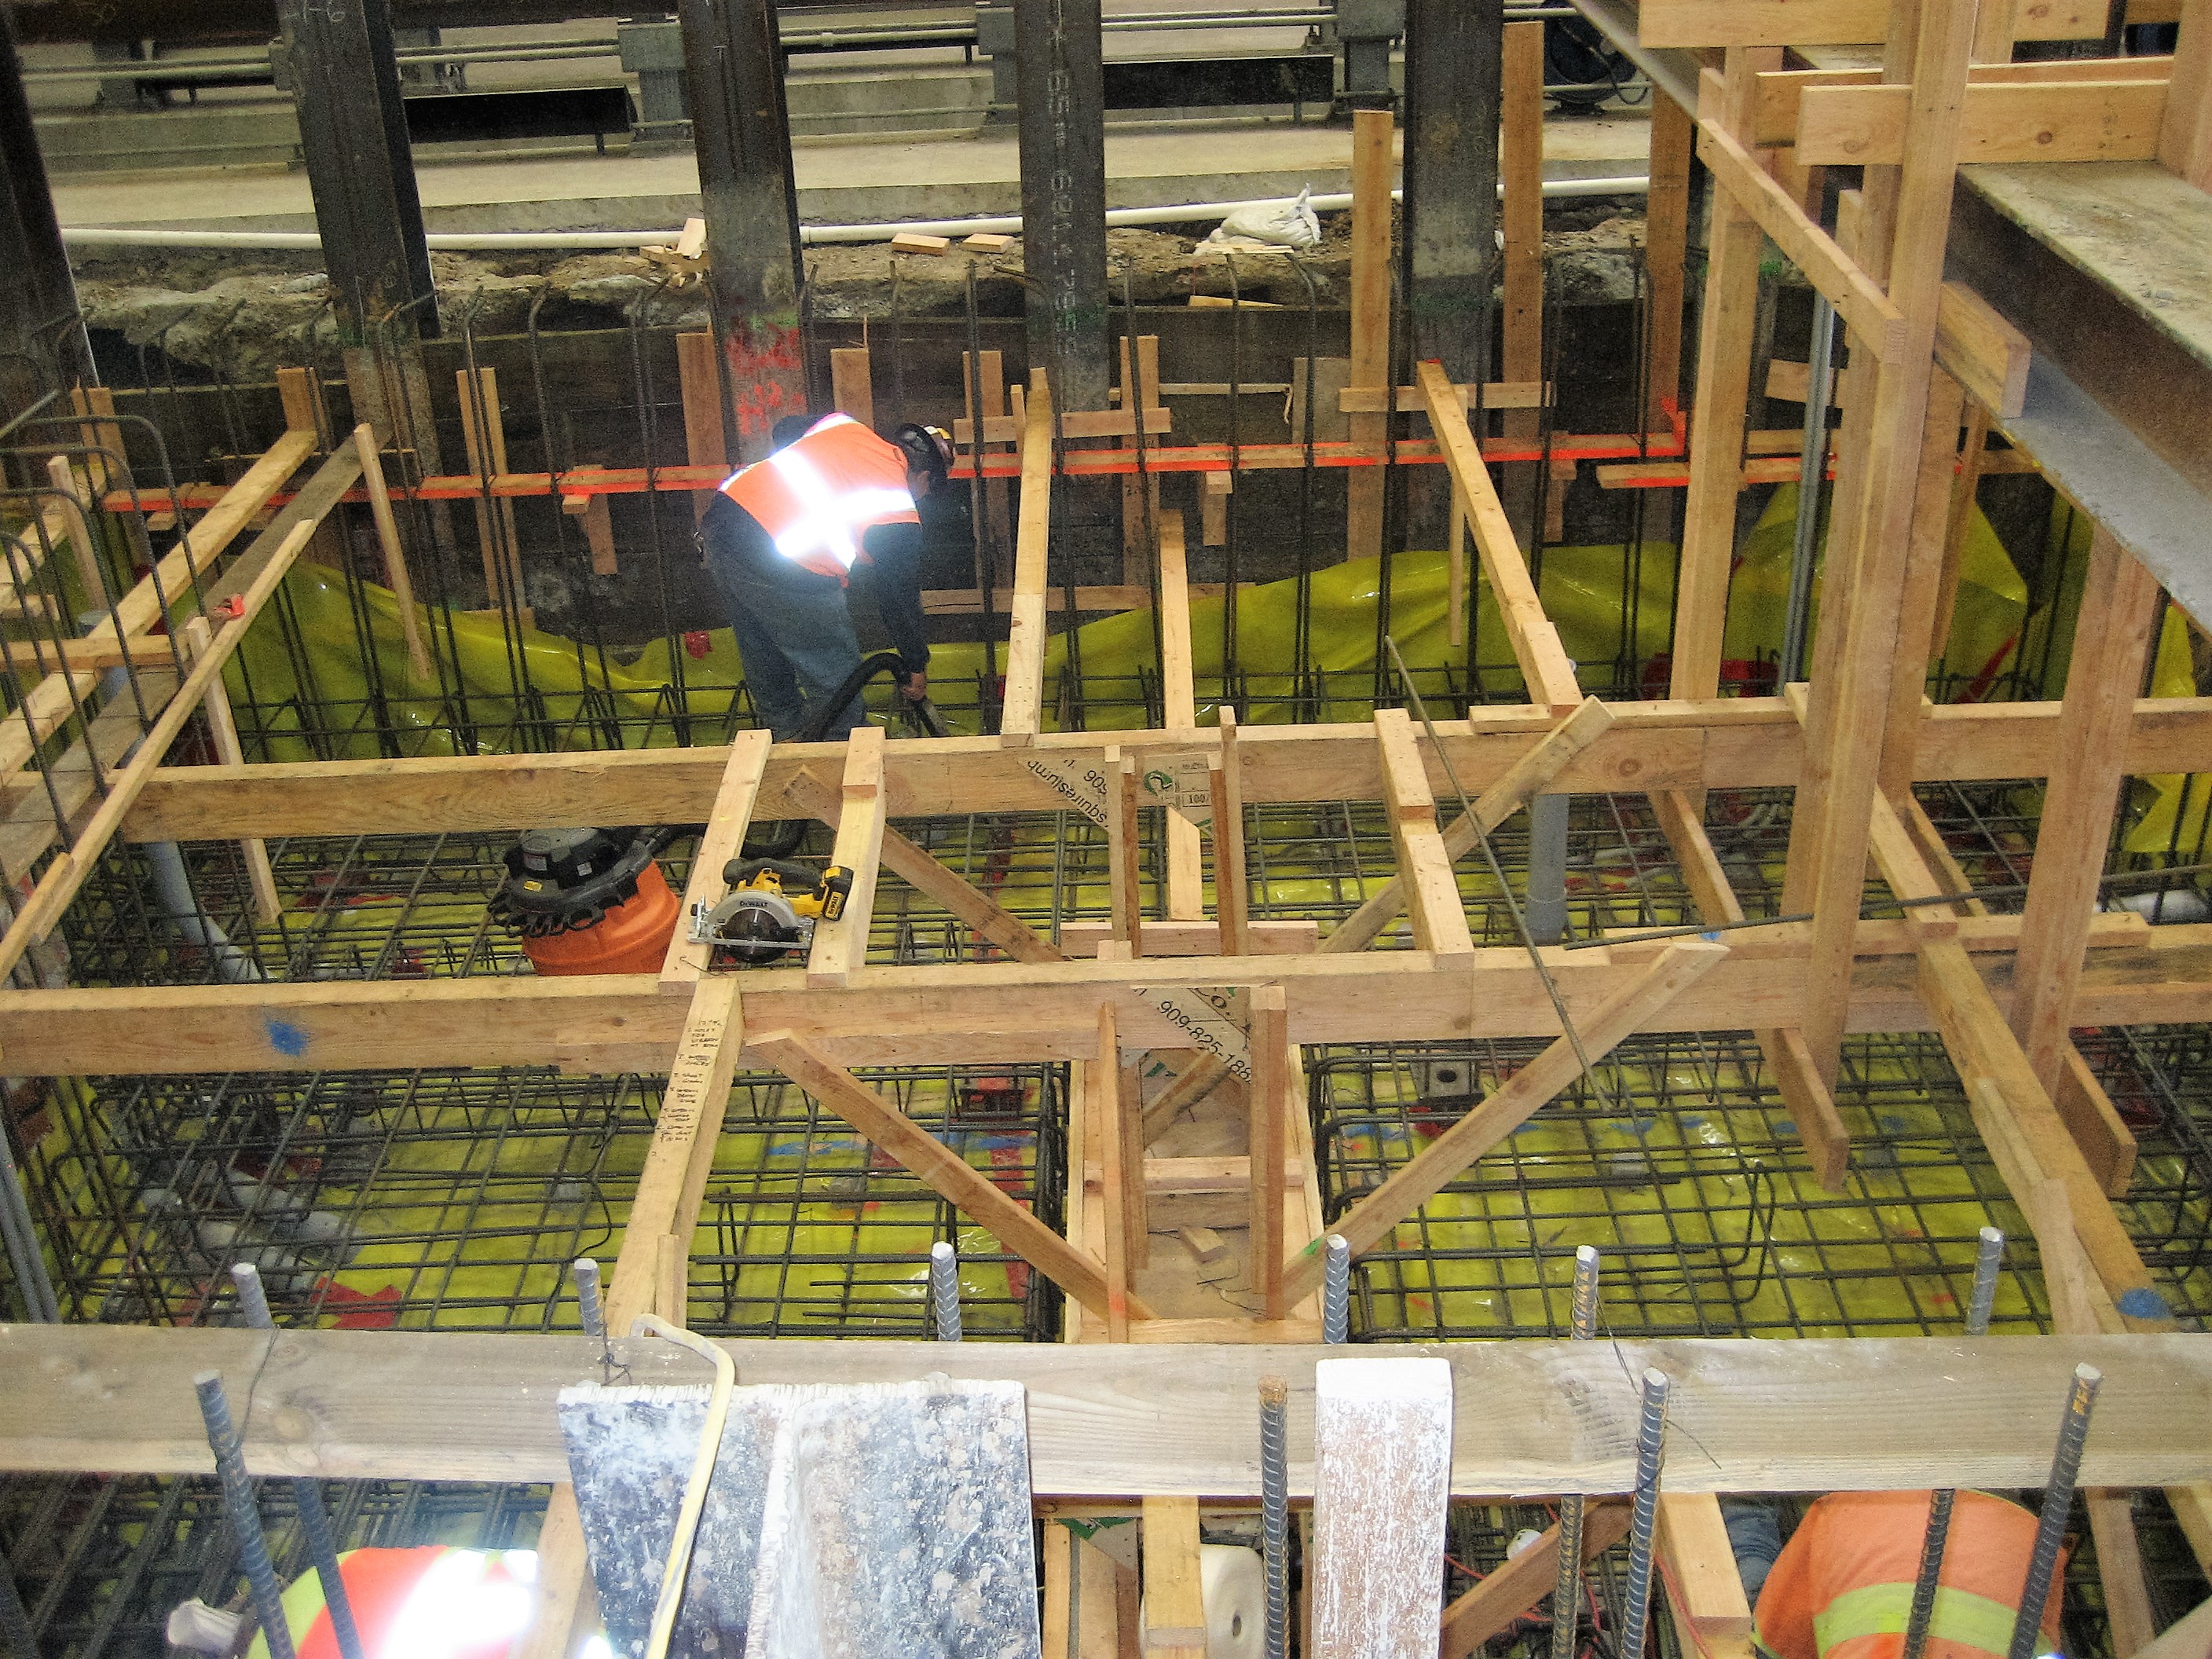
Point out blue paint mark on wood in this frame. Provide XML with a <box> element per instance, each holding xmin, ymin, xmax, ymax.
<box><xmin>2118</xmin><ymin>1286</ymin><xmax>2171</xmax><ymax>1321</ymax></box>
<box><xmin>265</xmin><ymin>1017</ymin><xmax>310</xmax><ymax>1057</ymax></box>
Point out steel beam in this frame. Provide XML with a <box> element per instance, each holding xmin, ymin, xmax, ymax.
<box><xmin>1015</xmin><ymin>0</ymin><xmax>1109</xmax><ymax>412</ymax></box>
<box><xmin>679</xmin><ymin>0</ymin><xmax>806</xmax><ymax>463</ymax></box>
<box><xmin>0</xmin><ymin>10</ymin><xmax>90</xmax><ymax>411</ymax></box>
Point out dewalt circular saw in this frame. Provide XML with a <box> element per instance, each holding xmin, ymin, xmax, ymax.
<box><xmin>694</xmin><ymin>858</ymin><xmax>854</xmax><ymax>965</ymax></box>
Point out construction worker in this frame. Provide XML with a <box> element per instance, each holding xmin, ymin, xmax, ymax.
<box><xmin>1749</xmin><ymin>1490</ymin><xmax>2067</xmax><ymax>1659</ymax></box>
<box><xmin>701</xmin><ymin>411</ymin><xmax>952</xmax><ymax>742</ymax></box>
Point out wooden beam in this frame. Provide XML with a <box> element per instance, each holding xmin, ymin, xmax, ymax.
<box><xmin>1158</xmin><ymin>510</ymin><xmax>1205</xmax><ymax>921</ymax></box>
<box><xmin>1248</xmin><ymin>984</ymin><xmax>1289</xmax><ymax>1321</ymax></box>
<box><xmin>117</xmin><ymin>430</ymin><xmax>316</xmax><ymax>640</ymax></box>
<box><xmin>1639</xmin><ymin>0</ymin><xmax>2102</xmax><ymax>45</ymax></box>
<box><xmin>1439</xmin><ymin>1500</ymin><xmax>1633</xmax><ymax>1659</ymax></box>
<box><xmin>1695</xmin><ymin>92</ymin><xmax>1909</xmax><ymax>363</ymax></box>
<box><xmin>1655</xmin><ymin>1494</ymin><xmax>1755</xmax><ymax>1657</ymax></box>
<box><xmin>113</xmin><ymin>696</ymin><xmax>2212</xmax><ymax>845</ymax></box>
<box><xmin>657</xmin><ymin>729</ymin><xmax>773</xmax><ymax>989</ymax></box>
<box><xmin>13</xmin><ymin>1327</ymin><xmax>2212</xmax><ymax>1495</ymax></box>
<box><xmin>178</xmin><ymin>614</ymin><xmax>281</xmax><ymax>928</ymax></box>
<box><xmin>1280</xmin><ymin>942</ymin><xmax>1729</xmax><ymax>1306</ymax></box>
<box><xmin>1643</xmin><ymin>92</ymin><xmax>1696</xmax><ymax>431</ymax></box>
<box><xmin>1331</xmin><ymin>696</ymin><xmax>1616</xmax><ymax>954</ymax></box>
<box><xmin>2012</xmin><ymin>529</ymin><xmax>2165</xmax><ymax>1091</ymax></box>
<box><xmin>1794</xmin><ymin>77</ymin><xmax>2169</xmax><ymax>166</ymax></box>
<box><xmin>782</xmin><ymin>767</ymin><xmax>1064</xmax><ymax>965</ymax></box>
<box><xmin>676</xmin><ymin>331</ymin><xmax>729</xmax><ymax>522</ymax></box>
<box><xmin>830</xmin><ymin>346</ymin><xmax>874</xmax><ymax>426</ymax></box>
<box><xmin>1214</xmin><ymin>708</ymin><xmax>1251</xmax><ymax>958</ymax></box>
<box><xmin>1142</xmin><ymin>1496</ymin><xmax>1207</xmax><ymax>1658</ymax></box>
<box><xmin>753</xmin><ymin>1030</ymin><xmax>1152</xmax><ymax>1324</ymax></box>
<box><xmin>1416</xmin><ymin>361</ymin><xmax>1583</xmax><ymax>713</ymax></box>
<box><xmin>804</xmin><ymin>726</ymin><xmax>887</xmax><ymax>989</ymax></box>
<box><xmin>1345</xmin><ymin>108</ymin><xmax>1393</xmax><ymax>565</ymax></box>
<box><xmin>1001</xmin><ymin>375</ymin><xmax>1056</xmax><ymax>738</ymax></box>
<box><xmin>1648</xmin><ymin>788</ymin><xmax>1850</xmax><ymax>1188</ymax></box>
<box><xmin>1097</xmin><ymin>1002</ymin><xmax>1134</xmax><ymax>1342</ymax></box>
<box><xmin>2157</xmin><ymin>0</ymin><xmax>2212</xmax><ymax>187</ymax></box>
<box><xmin>1374</xmin><ymin>707</ymin><xmax>1475</xmax><ymax>958</ymax></box>
<box><xmin>1878</xmin><ymin>371</ymin><xmax>1974</xmax><ymax>800</ymax></box>
<box><xmin>1109</xmin><ymin>750</ymin><xmax>1145</xmax><ymax>950</ymax></box>
<box><xmin>1062</xmin><ymin>919</ymin><xmax>1314</xmax><ymax>959</ymax></box>
<box><xmin>352</xmin><ymin>426</ymin><xmax>434</xmax><ymax>681</ymax></box>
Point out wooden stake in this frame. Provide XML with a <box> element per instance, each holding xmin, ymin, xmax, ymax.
<box><xmin>1248</xmin><ymin>983</ymin><xmax>1289</xmax><ymax>1320</ymax></box>
<box><xmin>1141</xmin><ymin>1496</ymin><xmax>1207</xmax><ymax>1659</ymax></box>
<box><xmin>1119</xmin><ymin>335</ymin><xmax>1162</xmax><ymax>585</ymax></box>
<box><xmin>352</xmin><ymin>425</ymin><xmax>434</xmax><ymax>681</ymax></box>
<box><xmin>456</xmin><ymin>367</ymin><xmax>524</xmax><ymax>613</ymax></box>
<box><xmin>1096</xmin><ymin>1001</ymin><xmax>1133</xmax><ymax>1342</ymax></box>
<box><xmin>830</xmin><ymin>346</ymin><xmax>874</xmax><ymax>425</ymax></box>
<box><xmin>1213</xmin><ymin>706</ymin><xmax>1251</xmax><ymax>958</ymax></box>
<box><xmin>1000</xmin><ymin>373</ymin><xmax>1056</xmax><ymax>738</ymax></box>
<box><xmin>1643</xmin><ymin>92</ymin><xmax>1696</xmax><ymax>431</ymax></box>
<box><xmin>43</xmin><ymin>456</ymin><xmax>108</xmax><ymax>610</ymax></box>
<box><xmin>676</xmin><ymin>331</ymin><xmax>730</xmax><ymax>522</ymax></box>
<box><xmin>2156</xmin><ymin>0</ymin><xmax>2211</xmax><ymax>188</ymax></box>
<box><xmin>1157</xmin><ymin>510</ymin><xmax>1205</xmax><ymax>921</ymax></box>
<box><xmin>1108</xmin><ymin>750</ymin><xmax>1144</xmax><ymax>951</ymax></box>
<box><xmin>181</xmin><ymin>613</ymin><xmax>281</xmax><ymax>927</ymax></box>
<box><xmin>1344</xmin><ymin>108</ymin><xmax>1393</xmax><ymax>564</ymax></box>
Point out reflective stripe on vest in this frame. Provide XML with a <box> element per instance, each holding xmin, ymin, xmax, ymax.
<box><xmin>716</xmin><ymin>413</ymin><xmax>917</xmax><ymax>580</ymax></box>
<box><xmin>1807</xmin><ymin>1583</ymin><xmax>2052</xmax><ymax>1659</ymax></box>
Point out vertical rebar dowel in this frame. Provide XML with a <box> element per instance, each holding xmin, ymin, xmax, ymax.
<box><xmin>1259</xmin><ymin>1375</ymin><xmax>1291</xmax><ymax>1659</ymax></box>
<box><xmin>1900</xmin><ymin>1227</ymin><xmax>2007</xmax><ymax>1659</ymax></box>
<box><xmin>1322</xmin><ymin>1235</ymin><xmax>1350</xmax><ymax>1343</ymax></box>
<box><xmin>929</xmin><ymin>1240</ymin><xmax>963</xmax><ymax>1342</ymax></box>
<box><xmin>573</xmin><ymin>1256</ymin><xmax>605</xmax><ymax>1339</ymax></box>
<box><xmin>227</xmin><ymin>1268</ymin><xmax>366</xmax><ymax>1659</ymax></box>
<box><xmin>2006</xmin><ymin>1364</ymin><xmax>2100</xmax><ymax>1659</ymax></box>
<box><xmin>1966</xmin><ymin>1225</ymin><xmax>2005</xmax><ymax>1335</ymax></box>
<box><xmin>1549</xmin><ymin>1245</ymin><xmax>1602</xmax><ymax>1659</ymax></box>
<box><xmin>192</xmin><ymin>1372</ymin><xmax>298</xmax><ymax>1659</ymax></box>
<box><xmin>0</xmin><ymin>1538</ymin><xmax>39</xmax><ymax>1659</ymax></box>
<box><xmin>229</xmin><ymin>1261</ymin><xmax>273</xmax><ymax>1329</ymax></box>
<box><xmin>1617</xmin><ymin>1368</ymin><xmax>1672</xmax><ymax>1659</ymax></box>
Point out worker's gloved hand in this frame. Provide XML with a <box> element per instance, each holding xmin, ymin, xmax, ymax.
<box><xmin>899</xmin><ymin>672</ymin><xmax>928</xmax><ymax>701</ymax></box>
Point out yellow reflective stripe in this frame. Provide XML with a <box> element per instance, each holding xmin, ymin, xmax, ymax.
<box><xmin>1811</xmin><ymin>1583</ymin><xmax>2047</xmax><ymax>1658</ymax></box>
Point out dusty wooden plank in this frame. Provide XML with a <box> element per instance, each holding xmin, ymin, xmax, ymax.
<box><xmin>1641</xmin><ymin>0</ymin><xmax>2100</xmax><ymax>44</ymax></box>
<box><xmin>1795</xmin><ymin>77</ymin><xmax>2169</xmax><ymax>166</ymax></box>
<box><xmin>1312</xmin><ymin>1357</ymin><xmax>1454</xmax><ymax>1659</ymax></box>
<box><xmin>830</xmin><ymin>346</ymin><xmax>874</xmax><ymax>425</ymax></box>
<box><xmin>1061</xmin><ymin>919</ymin><xmax>1314</xmax><ymax>958</ymax></box>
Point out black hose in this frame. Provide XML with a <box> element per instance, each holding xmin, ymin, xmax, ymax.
<box><xmin>742</xmin><ymin>651</ymin><xmax>939</xmax><ymax>857</ymax></box>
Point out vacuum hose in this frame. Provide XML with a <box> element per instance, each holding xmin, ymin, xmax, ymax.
<box><xmin>742</xmin><ymin>652</ymin><xmax>943</xmax><ymax>858</ymax></box>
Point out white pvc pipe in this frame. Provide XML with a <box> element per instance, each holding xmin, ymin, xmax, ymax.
<box><xmin>57</xmin><ymin>175</ymin><xmax>1648</xmax><ymax>253</ymax></box>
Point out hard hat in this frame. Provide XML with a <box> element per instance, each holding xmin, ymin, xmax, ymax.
<box><xmin>892</xmin><ymin>422</ymin><xmax>954</xmax><ymax>481</ymax></box>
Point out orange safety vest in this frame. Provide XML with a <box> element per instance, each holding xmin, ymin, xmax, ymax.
<box><xmin>716</xmin><ymin>412</ymin><xmax>919</xmax><ymax>582</ymax></box>
<box><xmin>247</xmin><ymin>1545</ymin><xmax>540</xmax><ymax>1659</ymax></box>
<box><xmin>1753</xmin><ymin>1492</ymin><xmax>2066</xmax><ymax>1659</ymax></box>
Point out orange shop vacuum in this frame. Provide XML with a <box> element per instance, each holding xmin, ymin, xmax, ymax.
<box><xmin>489</xmin><ymin>826</ymin><xmax>681</xmax><ymax>976</ymax></box>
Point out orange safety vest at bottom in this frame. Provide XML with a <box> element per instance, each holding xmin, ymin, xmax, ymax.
<box><xmin>1752</xmin><ymin>1492</ymin><xmax>2065</xmax><ymax>1659</ymax></box>
<box><xmin>247</xmin><ymin>1545</ymin><xmax>540</xmax><ymax>1659</ymax></box>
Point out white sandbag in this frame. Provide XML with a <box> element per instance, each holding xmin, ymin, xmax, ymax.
<box><xmin>1207</xmin><ymin>186</ymin><xmax>1321</xmax><ymax>249</ymax></box>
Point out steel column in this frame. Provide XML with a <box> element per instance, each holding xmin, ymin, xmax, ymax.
<box><xmin>0</xmin><ymin>10</ymin><xmax>91</xmax><ymax>412</ymax></box>
<box><xmin>275</xmin><ymin>0</ymin><xmax>439</xmax><ymax>467</ymax></box>
<box><xmin>680</xmin><ymin>0</ymin><xmax>806</xmax><ymax>462</ymax></box>
<box><xmin>1400</xmin><ymin>0</ymin><xmax>1500</xmax><ymax>543</ymax></box>
<box><xmin>1014</xmin><ymin>0</ymin><xmax>1109</xmax><ymax>412</ymax></box>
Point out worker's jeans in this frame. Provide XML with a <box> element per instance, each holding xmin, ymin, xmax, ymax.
<box><xmin>700</xmin><ymin>497</ymin><xmax>866</xmax><ymax>742</ymax></box>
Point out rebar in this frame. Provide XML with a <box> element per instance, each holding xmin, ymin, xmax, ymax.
<box><xmin>573</xmin><ymin>1257</ymin><xmax>605</xmax><ymax>1339</ymax></box>
<box><xmin>929</xmin><ymin>1240</ymin><xmax>963</xmax><ymax>1342</ymax></box>
<box><xmin>1322</xmin><ymin>1234</ymin><xmax>1351</xmax><ymax>1342</ymax></box>
<box><xmin>1259</xmin><ymin>1375</ymin><xmax>1290</xmax><ymax>1659</ymax></box>
<box><xmin>1900</xmin><ymin>1227</ymin><xmax>2005</xmax><ymax>1659</ymax></box>
<box><xmin>228</xmin><ymin>1266</ymin><xmax>366</xmax><ymax>1659</ymax></box>
<box><xmin>1617</xmin><ymin>1368</ymin><xmax>1671</xmax><ymax>1659</ymax></box>
<box><xmin>192</xmin><ymin>1371</ymin><xmax>296</xmax><ymax>1659</ymax></box>
<box><xmin>2006</xmin><ymin>1364</ymin><xmax>2100</xmax><ymax>1659</ymax></box>
<box><xmin>1549</xmin><ymin>1245</ymin><xmax>1602</xmax><ymax>1659</ymax></box>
